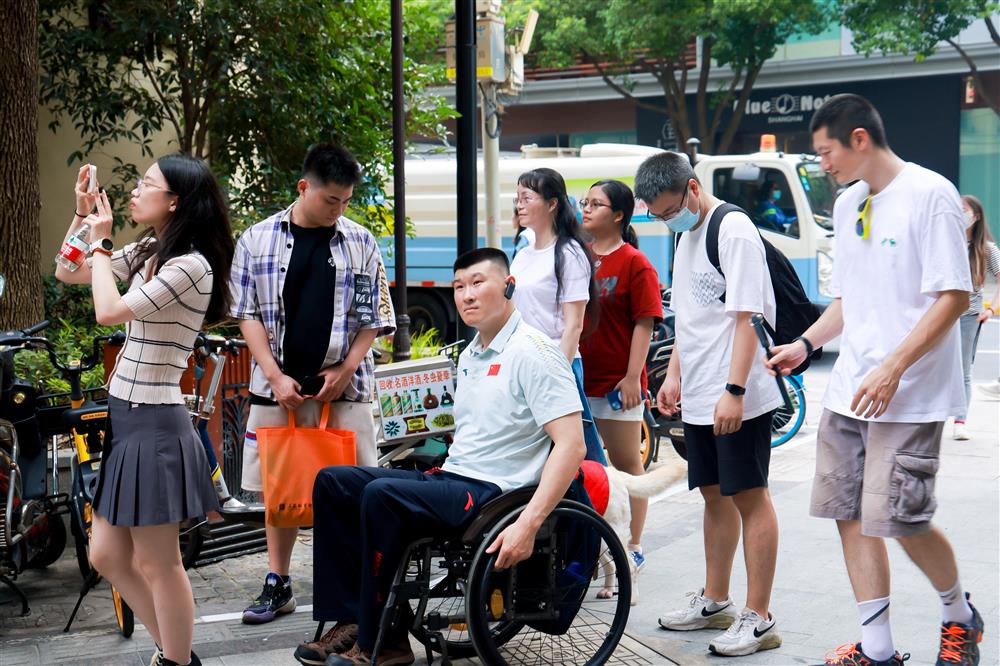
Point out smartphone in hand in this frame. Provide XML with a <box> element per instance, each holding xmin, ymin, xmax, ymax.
<box><xmin>87</xmin><ymin>165</ymin><xmax>98</xmax><ymax>193</ymax></box>
<box><xmin>300</xmin><ymin>375</ymin><xmax>323</xmax><ymax>396</ymax></box>
<box><xmin>606</xmin><ymin>389</ymin><xmax>623</xmax><ymax>411</ymax></box>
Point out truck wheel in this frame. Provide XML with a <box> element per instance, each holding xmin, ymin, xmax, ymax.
<box><xmin>408</xmin><ymin>291</ymin><xmax>451</xmax><ymax>340</ymax></box>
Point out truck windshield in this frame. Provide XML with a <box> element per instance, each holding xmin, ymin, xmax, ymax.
<box><xmin>797</xmin><ymin>161</ymin><xmax>836</xmax><ymax>230</ymax></box>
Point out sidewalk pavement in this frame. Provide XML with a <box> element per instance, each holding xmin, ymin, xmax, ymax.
<box><xmin>2</xmin><ymin>352</ymin><xmax>997</xmax><ymax>665</ymax></box>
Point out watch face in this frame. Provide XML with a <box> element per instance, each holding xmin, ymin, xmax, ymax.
<box><xmin>100</xmin><ymin>238</ymin><xmax>114</xmax><ymax>251</ymax></box>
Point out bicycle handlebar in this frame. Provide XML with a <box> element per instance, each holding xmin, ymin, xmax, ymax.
<box><xmin>0</xmin><ymin>323</ymin><xmax>125</xmax><ymax>375</ymax></box>
<box><xmin>22</xmin><ymin>320</ymin><xmax>51</xmax><ymax>336</ymax></box>
<box><xmin>194</xmin><ymin>333</ymin><xmax>247</xmax><ymax>355</ymax></box>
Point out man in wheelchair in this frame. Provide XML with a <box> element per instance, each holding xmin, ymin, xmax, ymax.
<box><xmin>295</xmin><ymin>248</ymin><xmax>589</xmax><ymax>666</ymax></box>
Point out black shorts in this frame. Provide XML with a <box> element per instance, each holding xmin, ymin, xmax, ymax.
<box><xmin>684</xmin><ymin>410</ymin><xmax>774</xmax><ymax>496</ymax></box>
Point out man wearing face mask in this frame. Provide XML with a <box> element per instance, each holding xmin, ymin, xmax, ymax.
<box><xmin>754</xmin><ymin>180</ymin><xmax>797</xmax><ymax>233</ymax></box>
<box><xmin>634</xmin><ymin>152</ymin><xmax>783</xmax><ymax>657</ymax></box>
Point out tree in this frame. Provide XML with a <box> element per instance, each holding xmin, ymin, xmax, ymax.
<box><xmin>38</xmin><ymin>1</ymin><xmax>455</xmax><ymax>236</ymax></box>
<box><xmin>840</xmin><ymin>0</ymin><xmax>1000</xmax><ymax>117</ymax></box>
<box><xmin>530</xmin><ymin>0</ymin><xmax>831</xmax><ymax>153</ymax></box>
<box><xmin>0</xmin><ymin>0</ymin><xmax>44</xmax><ymax>327</ymax></box>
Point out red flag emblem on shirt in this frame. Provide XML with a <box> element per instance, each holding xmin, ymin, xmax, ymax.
<box><xmin>487</xmin><ymin>364</ymin><xmax>501</xmax><ymax>376</ymax></box>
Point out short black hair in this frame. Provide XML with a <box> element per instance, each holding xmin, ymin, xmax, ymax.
<box><xmin>633</xmin><ymin>152</ymin><xmax>698</xmax><ymax>203</ymax></box>
<box><xmin>453</xmin><ymin>247</ymin><xmax>510</xmax><ymax>275</ymax></box>
<box><xmin>809</xmin><ymin>94</ymin><xmax>888</xmax><ymax>149</ymax></box>
<box><xmin>302</xmin><ymin>143</ymin><xmax>363</xmax><ymax>187</ymax></box>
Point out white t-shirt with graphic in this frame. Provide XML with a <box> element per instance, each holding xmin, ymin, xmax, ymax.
<box><xmin>510</xmin><ymin>239</ymin><xmax>591</xmax><ymax>357</ymax></box>
<box><xmin>670</xmin><ymin>203</ymin><xmax>783</xmax><ymax>426</ymax></box>
<box><xmin>824</xmin><ymin>163</ymin><xmax>971</xmax><ymax>423</ymax></box>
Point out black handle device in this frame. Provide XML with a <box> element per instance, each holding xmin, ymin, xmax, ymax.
<box><xmin>750</xmin><ymin>313</ymin><xmax>793</xmax><ymax>412</ymax></box>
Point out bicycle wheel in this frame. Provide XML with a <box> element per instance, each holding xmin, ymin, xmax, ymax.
<box><xmin>179</xmin><ymin>520</ymin><xmax>205</xmax><ymax>570</ymax></box>
<box><xmin>113</xmin><ymin>586</ymin><xmax>134</xmax><ymax>638</ymax></box>
<box><xmin>771</xmin><ymin>377</ymin><xmax>806</xmax><ymax>448</ymax></box>
<box><xmin>639</xmin><ymin>409</ymin><xmax>658</xmax><ymax>470</ymax></box>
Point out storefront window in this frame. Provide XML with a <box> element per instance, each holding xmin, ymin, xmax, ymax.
<box><xmin>959</xmin><ymin>109</ymin><xmax>1000</xmax><ymax>242</ymax></box>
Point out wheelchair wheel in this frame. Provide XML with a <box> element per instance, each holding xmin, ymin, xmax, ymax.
<box><xmin>406</xmin><ymin>570</ymin><xmax>522</xmax><ymax>659</ymax></box>
<box><xmin>466</xmin><ymin>502</ymin><xmax>631</xmax><ymax>665</ymax></box>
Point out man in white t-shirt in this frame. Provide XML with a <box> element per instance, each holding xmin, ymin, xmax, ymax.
<box><xmin>767</xmin><ymin>94</ymin><xmax>982</xmax><ymax>666</ymax></box>
<box><xmin>635</xmin><ymin>152</ymin><xmax>783</xmax><ymax>657</ymax></box>
<box><xmin>297</xmin><ymin>248</ymin><xmax>586</xmax><ymax>666</ymax></box>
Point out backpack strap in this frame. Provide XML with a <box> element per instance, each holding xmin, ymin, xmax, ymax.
<box><xmin>704</xmin><ymin>202</ymin><xmax>745</xmax><ymax>304</ymax></box>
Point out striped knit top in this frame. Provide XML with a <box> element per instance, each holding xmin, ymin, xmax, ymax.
<box><xmin>107</xmin><ymin>242</ymin><xmax>212</xmax><ymax>404</ymax></box>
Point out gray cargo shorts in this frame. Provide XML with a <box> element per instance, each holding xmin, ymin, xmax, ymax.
<box><xmin>810</xmin><ymin>409</ymin><xmax>944</xmax><ymax>538</ymax></box>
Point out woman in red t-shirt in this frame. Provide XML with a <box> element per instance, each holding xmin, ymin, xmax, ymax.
<box><xmin>579</xmin><ymin>180</ymin><xmax>663</xmax><ymax>565</ymax></box>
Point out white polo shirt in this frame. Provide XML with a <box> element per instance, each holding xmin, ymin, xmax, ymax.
<box><xmin>442</xmin><ymin>310</ymin><xmax>583</xmax><ymax>491</ymax></box>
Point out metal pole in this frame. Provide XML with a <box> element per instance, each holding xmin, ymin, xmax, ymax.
<box><xmin>455</xmin><ymin>0</ymin><xmax>477</xmax><ymax>341</ymax></box>
<box><xmin>390</xmin><ymin>0</ymin><xmax>411</xmax><ymax>362</ymax></box>
<box><xmin>481</xmin><ymin>84</ymin><xmax>501</xmax><ymax>249</ymax></box>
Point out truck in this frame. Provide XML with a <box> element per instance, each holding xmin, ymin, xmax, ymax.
<box><xmin>382</xmin><ymin>140</ymin><xmax>839</xmax><ymax>340</ymax></box>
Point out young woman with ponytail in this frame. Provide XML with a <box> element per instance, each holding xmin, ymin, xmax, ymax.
<box><xmin>508</xmin><ymin>167</ymin><xmax>606</xmax><ymax>464</ymax></box>
<box><xmin>579</xmin><ymin>179</ymin><xmax>663</xmax><ymax>565</ymax></box>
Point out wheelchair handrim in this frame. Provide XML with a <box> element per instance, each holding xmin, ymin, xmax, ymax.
<box><xmin>465</xmin><ymin>502</ymin><xmax>632</xmax><ymax>665</ymax></box>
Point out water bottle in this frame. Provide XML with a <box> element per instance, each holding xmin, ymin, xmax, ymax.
<box><xmin>55</xmin><ymin>223</ymin><xmax>91</xmax><ymax>272</ymax></box>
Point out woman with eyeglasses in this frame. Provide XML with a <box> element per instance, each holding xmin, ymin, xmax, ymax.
<box><xmin>579</xmin><ymin>179</ymin><xmax>662</xmax><ymax>571</ymax></box>
<box><xmin>952</xmin><ymin>195</ymin><xmax>999</xmax><ymax>441</ymax></box>
<box><xmin>55</xmin><ymin>155</ymin><xmax>234</xmax><ymax>666</ymax></box>
<box><xmin>509</xmin><ymin>167</ymin><xmax>606</xmax><ymax>464</ymax></box>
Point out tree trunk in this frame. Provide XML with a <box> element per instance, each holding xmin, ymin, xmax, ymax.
<box><xmin>0</xmin><ymin>1</ymin><xmax>44</xmax><ymax>328</ymax></box>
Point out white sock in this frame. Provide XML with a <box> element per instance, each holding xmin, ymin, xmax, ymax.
<box><xmin>939</xmin><ymin>580</ymin><xmax>974</xmax><ymax>624</ymax></box>
<box><xmin>628</xmin><ymin>542</ymin><xmax>642</xmax><ymax>553</ymax></box>
<box><xmin>858</xmin><ymin>596</ymin><xmax>894</xmax><ymax>661</ymax></box>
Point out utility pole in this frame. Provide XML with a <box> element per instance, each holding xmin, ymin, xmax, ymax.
<box><xmin>390</xmin><ymin>0</ymin><xmax>411</xmax><ymax>361</ymax></box>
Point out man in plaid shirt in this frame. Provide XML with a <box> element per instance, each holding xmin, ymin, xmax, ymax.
<box><xmin>229</xmin><ymin>143</ymin><xmax>395</xmax><ymax>626</ymax></box>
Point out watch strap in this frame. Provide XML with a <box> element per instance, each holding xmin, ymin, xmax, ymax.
<box><xmin>91</xmin><ymin>246</ymin><xmax>113</xmax><ymax>257</ymax></box>
<box><xmin>794</xmin><ymin>335</ymin><xmax>815</xmax><ymax>357</ymax></box>
<box><xmin>725</xmin><ymin>383</ymin><xmax>746</xmax><ymax>396</ymax></box>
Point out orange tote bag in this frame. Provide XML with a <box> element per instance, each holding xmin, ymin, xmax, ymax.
<box><xmin>256</xmin><ymin>403</ymin><xmax>357</xmax><ymax>528</ymax></box>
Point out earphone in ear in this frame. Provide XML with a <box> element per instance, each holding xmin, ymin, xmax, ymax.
<box><xmin>504</xmin><ymin>280</ymin><xmax>516</xmax><ymax>300</ymax></box>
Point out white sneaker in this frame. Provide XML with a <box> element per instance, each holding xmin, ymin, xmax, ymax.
<box><xmin>953</xmin><ymin>422</ymin><xmax>972</xmax><ymax>440</ymax></box>
<box><xmin>976</xmin><ymin>381</ymin><xmax>1000</xmax><ymax>400</ymax></box>
<box><xmin>709</xmin><ymin>608</ymin><xmax>782</xmax><ymax>656</ymax></box>
<box><xmin>657</xmin><ymin>589</ymin><xmax>738</xmax><ymax>631</ymax></box>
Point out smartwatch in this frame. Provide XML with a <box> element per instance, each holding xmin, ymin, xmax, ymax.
<box><xmin>724</xmin><ymin>383</ymin><xmax>746</xmax><ymax>397</ymax></box>
<box><xmin>90</xmin><ymin>238</ymin><xmax>114</xmax><ymax>257</ymax></box>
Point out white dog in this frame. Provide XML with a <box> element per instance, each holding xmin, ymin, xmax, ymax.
<box><xmin>579</xmin><ymin>459</ymin><xmax>687</xmax><ymax>606</ymax></box>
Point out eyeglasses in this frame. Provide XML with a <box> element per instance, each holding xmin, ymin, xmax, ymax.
<box><xmin>136</xmin><ymin>179</ymin><xmax>175</xmax><ymax>195</ymax></box>
<box><xmin>512</xmin><ymin>194</ymin><xmax>539</xmax><ymax>207</ymax></box>
<box><xmin>578</xmin><ymin>198</ymin><xmax>612</xmax><ymax>211</ymax></box>
<box><xmin>856</xmin><ymin>195</ymin><xmax>872</xmax><ymax>238</ymax></box>
<box><xmin>647</xmin><ymin>185</ymin><xmax>689</xmax><ymax>221</ymax></box>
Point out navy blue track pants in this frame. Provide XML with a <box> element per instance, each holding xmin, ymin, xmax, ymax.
<box><xmin>312</xmin><ymin>466</ymin><xmax>502</xmax><ymax>651</ymax></box>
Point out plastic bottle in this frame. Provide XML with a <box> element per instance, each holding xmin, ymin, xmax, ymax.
<box><xmin>55</xmin><ymin>224</ymin><xmax>91</xmax><ymax>272</ymax></box>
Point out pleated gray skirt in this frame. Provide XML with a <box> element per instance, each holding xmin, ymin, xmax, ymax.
<box><xmin>93</xmin><ymin>397</ymin><xmax>219</xmax><ymax>527</ymax></box>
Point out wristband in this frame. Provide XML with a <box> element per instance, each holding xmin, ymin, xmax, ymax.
<box><xmin>91</xmin><ymin>247</ymin><xmax>113</xmax><ymax>257</ymax></box>
<box><xmin>74</xmin><ymin>210</ymin><xmax>88</xmax><ymax>218</ymax></box>
<box><xmin>794</xmin><ymin>335</ymin><xmax>815</xmax><ymax>357</ymax></box>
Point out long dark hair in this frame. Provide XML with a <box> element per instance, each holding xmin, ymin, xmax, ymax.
<box><xmin>517</xmin><ymin>167</ymin><xmax>599</xmax><ymax>333</ymax></box>
<box><xmin>592</xmin><ymin>179</ymin><xmax>637</xmax><ymax>248</ymax></box>
<box><xmin>127</xmin><ymin>153</ymin><xmax>234</xmax><ymax>324</ymax></box>
<box><xmin>963</xmin><ymin>194</ymin><xmax>993</xmax><ymax>287</ymax></box>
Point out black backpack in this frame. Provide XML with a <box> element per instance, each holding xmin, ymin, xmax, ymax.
<box><xmin>679</xmin><ymin>202</ymin><xmax>821</xmax><ymax>374</ymax></box>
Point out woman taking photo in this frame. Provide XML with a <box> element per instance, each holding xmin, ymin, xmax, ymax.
<box><xmin>509</xmin><ymin>167</ymin><xmax>605</xmax><ymax>463</ymax></box>
<box><xmin>579</xmin><ymin>180</ymin><xmax>662</xmax><ymax>568</ymax></box>
<box><xmin>953</xmin><ymin>194</ymin><xmax>999</xmax><ymax>440</ymax></box>
<box><xmin>55</xmin><ymin>154</ymin><xmax>234</xmax><ymax>666</ymax></box>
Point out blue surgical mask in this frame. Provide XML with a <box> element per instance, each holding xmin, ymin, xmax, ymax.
<box><xmin>664</xmin><ymin>189</ymin><xmax>700</xmax><ymax>233</ymax></box>
<box><xmin>772</xmin><ymin>189</ymin><xmax>782</xmax><ymax>201</ymax></box>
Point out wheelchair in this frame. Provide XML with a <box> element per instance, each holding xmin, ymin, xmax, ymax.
<box><xmin>314</xmin><ymin>483</ymin><xmax>633</xmax><ymax>665</ymax></box>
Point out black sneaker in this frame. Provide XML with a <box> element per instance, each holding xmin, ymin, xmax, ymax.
<box><xmin>936</xmin><ymin>593</ymin><xmax>984</xmax><ymax>665</ymax></box>
<box><xmin>242</xmin><ymin>572</ymin><xmax>296</xmax><ymax>624</ymax></box>
<box><xmin>817</xmin><ymin>642</ymin><xmax>909</xmax><ymax>665</ymax></box>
